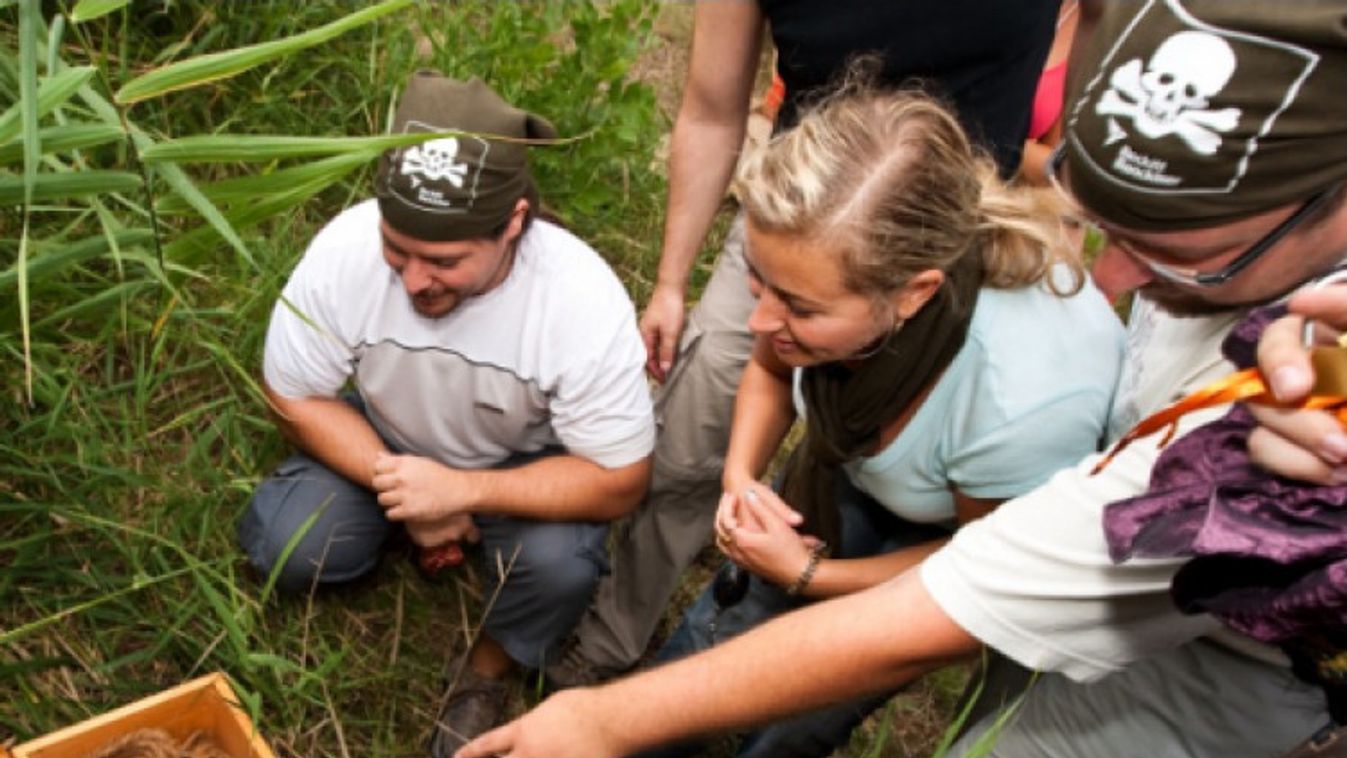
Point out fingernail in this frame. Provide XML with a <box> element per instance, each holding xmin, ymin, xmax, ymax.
<box><xmin>1321</xmin><ymin>433</ymin><xmax>1347</xmax><ymax>464</ymax></box>
<box><xmin>1271</xmin><ymin>366</ymin><xmax>1311</xmax><ymax>401</ymax></box>
<box><xmin>660</xmin><ymin>361</ymin><xmax>672</xmax><ymax>374</ymax></box>
<box><xmin>742</xmin><ymin>489</ymin><xmax>759</xmax><ymax>503</ymax></box>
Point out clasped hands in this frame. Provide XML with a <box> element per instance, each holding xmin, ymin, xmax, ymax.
<box><xmin>371</xmin><ymin>452</ymin><xmax>480</xmax><ymax>548</ymax></box>
<box><xmin>715</xmin><ymin>481</ymin><xmax>824</xmax><ymax>589</ymax></box>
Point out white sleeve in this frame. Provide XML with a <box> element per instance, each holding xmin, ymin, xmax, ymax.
<box><xmin>547</xmin><ymin>283</ymin><xmax>655</xmax><ymax>469</ymax></box>
<box><xmin>261</xmin><ymin>234</ymin><xmax>356</xmax><ymax>399</ymax></box>
<box><xmin>920</xmin><ymin>407</ymin><xmax>1226</xmax><ymax>683</ymax></box>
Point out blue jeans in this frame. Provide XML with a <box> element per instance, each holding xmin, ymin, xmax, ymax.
<box><xmin>639</xmin><ymin>475</ymin><xmax>951</xmax><ymax>758</ymax></box>
<box><xmin>237</xmin><ymin>395</ymin><xmax>609</xmax><ymax>669</ymax></box>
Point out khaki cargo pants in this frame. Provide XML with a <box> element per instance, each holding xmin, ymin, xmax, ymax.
<box><xmin>568</xmin><ymin>215</ymin><xmax>757</xmax><ymax>671</ymax></box>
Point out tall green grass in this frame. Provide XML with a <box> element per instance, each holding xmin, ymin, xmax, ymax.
<box><xmin>1</xmin><ymin>1</ymin><xmax>663</xmax><ymax>754</ymax></box>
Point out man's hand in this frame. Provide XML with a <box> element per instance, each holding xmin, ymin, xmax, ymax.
<box><xmin>372</xmin><ymin>452</ymin><xmax>479</xmax><ymax>522</ymax></box>
<box><xmin>1249</xmin><ymin>285</ymin><xmax>1347</xmax><ymax>485</ymax></box>
<box><xmin>455</xmin><ymin>689</ymin><xmax>623</xmax><ymax>758</ymax></box>
<box><xmin>640</xmin><ymin>282</ymin><xmax>687</xmax><ymax>382</ymax></box>
<box><xmin>406</xmin><ymin>512</ymin><xmax>479</xmax><ymax>549</ymax></box>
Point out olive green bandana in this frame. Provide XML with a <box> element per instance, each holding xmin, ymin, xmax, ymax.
<box><xmin>375</xmin><ymin>72</ymin><xmax>557</xmax><ymax>241</ymax></box>
<box><xmin>779</xmin><ymin>250</ymin><xmax>985</xmax><ymax>551</ymax></box>
<box><xmin>1063</xmin><ymin>0</ymin><xmax>1347</xmax><ymax>230</ymax></box>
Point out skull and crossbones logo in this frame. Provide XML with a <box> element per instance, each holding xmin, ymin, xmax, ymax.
<box><xmin>1095</xmin><ymin>31</ymin><xmax>1242</xmax><ymax>156</ymax></box>
<box><xmin>399</xmin><ymin>137</ymin><xmax>469</xmax><ymax>188</ymax></box>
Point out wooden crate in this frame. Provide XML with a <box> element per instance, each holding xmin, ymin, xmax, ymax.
<box><xmin>10</xmin><ymin>673</ymin><xmax>275</xmax><ymax>758</ymax></box>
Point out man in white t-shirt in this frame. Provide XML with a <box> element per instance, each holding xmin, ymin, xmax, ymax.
<box><xmin>237</xmin><ymin>72</ymin><xmax>654</xmax><ymax>755</ymax></box>
<box><xmin>458</xmin><ymin>3</ymin><xmax>1347</xmax><ymax>757</ymax></box>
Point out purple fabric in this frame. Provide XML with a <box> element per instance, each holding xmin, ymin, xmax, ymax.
<box><xmin>1103</xmin><ymin>304</ymin><xmax>1347</xmax><ymax>644</ymax></box>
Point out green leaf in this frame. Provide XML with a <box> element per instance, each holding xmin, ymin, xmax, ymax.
<box><xmin>70</xmin><ymin>75</ymin><xmax>258</xmax><ymax>267</ymax></box>
<box><xmin>0</xmin><ymin>564</ymin><xmax>197</xmax><ymax>646</ymax></box>
<box><xmin>0</xmin><ymin>170</ymin><xmax>141</xmax><ymax>204</ymax></box>
<box><xmin>114</xmin><ymin>0</ymin><xmax>416</xmax><ymax>105</ymax></box>
<box><xmin>151</xmin><ymin>156</ymin><xmax>257</xmax><ymax>268</ymax></box>
<box><xmin>0</xmin><ymin>123</ymin><xmax>125</xmax><ymax>164</ymax></box>
<box><xmin>0</xmin><ymin>66</ymin><xmax>97</xmax><ymax>148</ymax></box>
<box><xmin>17</xmin><ymin>0</ymin><xmax>40</xmax><ymax>404</ymax></box>
<box><xmin>139</xmin><ymin>128</ymin><xmax>573</xmax><ymax>163</ymax></box>
<box><xmin>0</xmin><ymin>228</ymin><xmax>154</xmax><ymax>291</ymax></box>
<box><xmin>160</xmin><ymin>173</ymin><xmax>338</xmax><ymax>262</ymax></box>
<box><xmin>155</xmin><ymin>149</ymin><xmax>375</xmax><ymax>213</ymax></box>
<box><xmin>19</xmin><ymin>0</ymin><xmax>39</xmax><ymax>206</ymax></box>
<box><xmin>34</xmin><ymin>280</ymin><xmax>152</xmax><ymax>328</ymax></box>
<box><xmin>69</xmin><ymin>0</ymin><xmax>131</xmax><ymax>23</ymax></box>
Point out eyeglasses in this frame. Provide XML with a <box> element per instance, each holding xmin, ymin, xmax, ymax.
<box><xmin>1047</xmin><ymin>145</ymin><xmax>1338</xmax><ymax>288</ymax></box>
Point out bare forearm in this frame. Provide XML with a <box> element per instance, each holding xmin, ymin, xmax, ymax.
<box><xmin>464</xmin><ymin>454</ymin><xmax>651</xmax><ymax>522</ymax></box>
<box><xmin>804</xmin><ymin>539</ymin><xmax>948</xmax><ymax>599</ymax></box>
<box><xmin>264</xmin><ymin>383</ymin><xmax>386</xmax><ymax>489</ymax></box>
<box><xmin>656</xmin><ymin>0</ymin><xmax>762</xmax><ymax>292</ymax></box>
<box><xmin>659</xmin><ymin>116</ymin><xmax>749</xmax><ymax>290</ymax></box>
<box><xmin>577</xmin><ymin>570</ymin><xmax>978</xmax><ymax>753</ymax></box>
<box><xmin>723</xmin><ymin>341</ymin><xmax>797</xmax><ymax>490</ymax></box>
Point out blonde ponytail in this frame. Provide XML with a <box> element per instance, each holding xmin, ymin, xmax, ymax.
<box><xmin>976</xmin><ymin>163</ymin><xmax>1085</xmax><ymax>295</ymax></box>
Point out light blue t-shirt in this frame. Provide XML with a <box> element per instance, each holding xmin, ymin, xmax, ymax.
<box><xmin>799</xmin><ymin>276</ymin><xmax>1124</xmax><ymax>524</ymax></box>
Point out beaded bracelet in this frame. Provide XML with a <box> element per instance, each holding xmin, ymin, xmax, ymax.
<box><xmin>786</xmin><ymin>541</ymin><xmax>828</xmax><ymax>596</ymax></box>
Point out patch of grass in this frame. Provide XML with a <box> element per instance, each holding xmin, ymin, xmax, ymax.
<box><xmin>1</xmin><ymin>2</ymin><xmax>971</xmax><ymax>755</ymax></box>
<box><xmin>1</xmin><ymin>2</ymin><xmax>666</xmax><ymax>754</ymax></box>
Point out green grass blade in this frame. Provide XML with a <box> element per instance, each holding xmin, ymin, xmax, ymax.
<box><xmin>45</xmin><ymin>9</ymin><xmax>64</xmax><ymax>81</ymax></box>
<box><xmin>0</xmin><ymin>229</ymin><xmax>153</xmax><ymax>290</ymax></box>
<box><xmin>162</xmin><ymin>174</ymin><xmax>347</xmax><ymax>262</ymax></box>
<box><xmin>0</xmin><ymin>170</ymin><xmax>142</xmax><ymax>204</ymax></box>
<box><xmin>70</xmin><ymin>0</ymin><xmax>131</xmax><ymax>23</ymax></box>
<box><xmin>113</xmin><ymin>0</ymin><xmax>415</xmax><ymax>105</ymax></box>
<box><xmin>0</xmin><ymin>65</ymin><xmax>96</xmax><ymax>147</ymax></box>
<box><xmin>149</xmin><ymin>155</ymin><xmax>256</xmax><ymax>267</ymax></box>
<box><xmin>156</xmin><ymin>150</ymin><xmax>375</xmax><ymax>213</ymax></box>
<box><xmin>17</xmin><ymin>0</ymin><xmax>39</xmax><ymax>404</ymax></box>
<box><xmin>141</xmin><ymin>129</ymin><xmax>573</xmax><ymax>163</ymax></box>
<box><xmin>18</xmin><ymin>0</ymin><xmax>41</xmax><ymax>203</ymax></box>
<box><xmin>0</xmin><ymin>564</ymin><xmax>198</xmax><ymax>646</ymax></box>
<box><xmin>0</xmin><ymin>123</ymin><xmax>125</xmax><ymax>164</ymax></box>
<box><xmin>257</xmin><ymin>497</ymin><xmax>330</xmax><ymax>605</ymax></box>
<box><xmin>33</xmin><ymin>280</ymin><xmax>155</xmax><ymax>327</ymax></box>
<box><xmin>194</xmin><ymin>568</ymin><xmax>251</xmax><ymax>659</ymax></box>
<box><xmin>56</xmin><ymin>65</ymin><xmax>257</xmax><ymax>265</ymax></box>
<box><xmin>16</xmin><ymin>216</ymin><xmax>32</xmax><ymax>404</ymax></box>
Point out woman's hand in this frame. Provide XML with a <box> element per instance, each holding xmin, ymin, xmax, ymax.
<box><xmin>718</xmin><ymin>484</ymin><xmax>814</xmax><ymax>589</ymax></box>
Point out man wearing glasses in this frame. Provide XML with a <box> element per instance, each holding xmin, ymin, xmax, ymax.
<box><xmin>459</xmin><ymin>2</ymin><xmax>1347</xmax><ymax>756</ymax></box>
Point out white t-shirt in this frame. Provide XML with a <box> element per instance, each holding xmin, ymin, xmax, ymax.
<box><xmin>921</xmin><ymin>297</ymin><xmax>1256</xmax><ymax>682</ymax></box>
<box><xmin>841</xmin><ymin>278</ymin><xmax>1124</xmax><ymax>523</ymax></box>
<box><xmin>263</xmin><ymin>200</ymin><xmax>655</xmax><ymax>470</ymax></box>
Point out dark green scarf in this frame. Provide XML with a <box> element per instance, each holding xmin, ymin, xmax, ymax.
<box><xmin>779</xmin><ymin>251</ymin><xmax>985</xmax><ymax>550</ymax></box>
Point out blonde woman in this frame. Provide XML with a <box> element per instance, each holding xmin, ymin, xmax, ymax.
<box><xmin>649</xmin><ymin>87</ymin><xmax>1125</xmax><ymax>757</ymax></box>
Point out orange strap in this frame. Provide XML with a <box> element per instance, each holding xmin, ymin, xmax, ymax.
<box><xmin>1092</xmin><ymin>368</ymin><xmax>1347</xmax><ymax>474</ymax></box>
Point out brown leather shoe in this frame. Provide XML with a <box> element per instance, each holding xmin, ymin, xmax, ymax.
<box><xmin>427</xmin><ymin>668</ymin><xmax>509</xmax><ymax>757</ymax></box>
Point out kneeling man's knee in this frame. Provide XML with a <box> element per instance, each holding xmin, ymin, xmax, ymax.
<box><xmin>239</xmin><ymin>457</ymin><xmax>388</xmax><ymax>592</ymax></box>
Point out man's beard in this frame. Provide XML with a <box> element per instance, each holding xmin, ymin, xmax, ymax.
<box><xmin>410</xmin><ymin>289</ymin><xmax>461</xmax><ymax>317</ymax></box>
<box><xmin>1141</xmin><ymin>281</ymin><xmax>1246</xmax><ymax>317</ymax></box>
